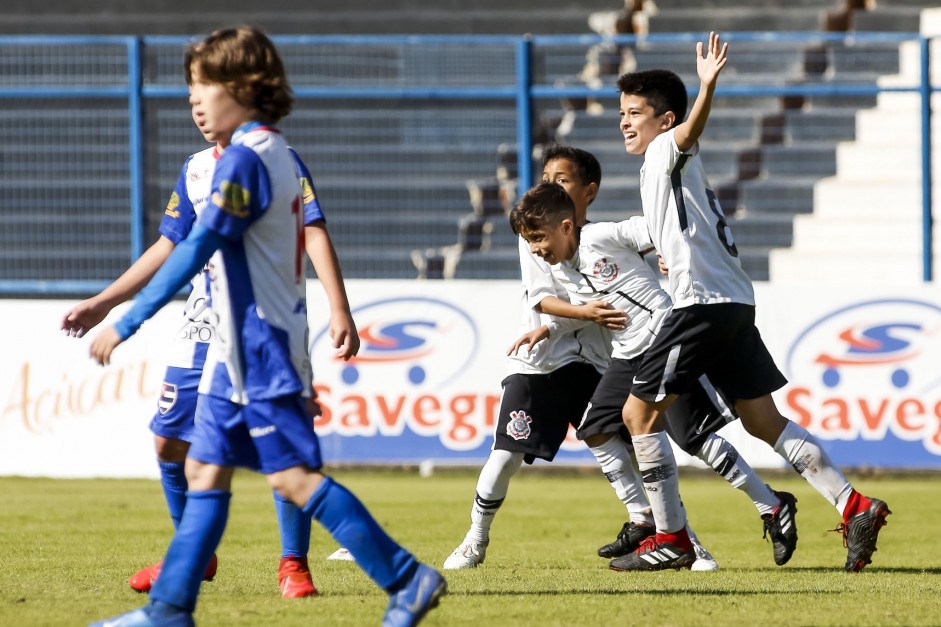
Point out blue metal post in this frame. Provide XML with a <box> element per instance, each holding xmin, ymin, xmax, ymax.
<box><xmin>127</xmin><ymin>37</ymin><xmax>145</xmax><ymax>262</ymax></box>
<box><xmin>920</xmin><ymin>36</ymin><xmax>934</xmax><ymax>282</ymax></box>
<box><xmin>515</xmin><ymin>36</ymin><xmax>533</xmax><ymax>196</ymax></box>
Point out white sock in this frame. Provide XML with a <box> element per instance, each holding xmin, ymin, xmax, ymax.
<box><xmin>632</xmin><ymin>432</ymin><xmax>686</xmax><ymax>534</ymax></box>
<box><xmin>697</xmin><ymin>432</ymin><xmax>779</xmax><ymax>516</ymax></box>
<box><xmin>589</xmin><ymin>436</ymin><xmax>654</xmax><ymax>525</ymax></box>
<box><xmin>466</xmin><ymin>449</ymin><xmax>524</xmax><ymax>544</ymax></box>
<box><xmin>774</xmin><ymin>420</ymin><xmax>853</xmax><ymax>513</ymax></box>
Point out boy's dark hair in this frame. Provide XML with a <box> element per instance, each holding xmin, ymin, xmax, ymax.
<box><xmin>617</xmin><ymin>69</ymin><xmax>688</xmax><ymax>126</ymax></box>
<box><xmin>185</xmin><ymin>25</ymin><xmax>293</xmax><ymax>123</ymax></box>
<box><xmin>509</xmin><ymin>182</ymin><xmax>576</xmax><ymax>236</ymax></box>
<box><xmin>542</xmin><ymin>144</ymin><xmax>602</xmax><ymax>188</ymax></box>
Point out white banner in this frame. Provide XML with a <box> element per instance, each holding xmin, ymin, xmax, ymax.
<box><xmin>1</xmin><ymin>281</ymin><xmax>939</xmax><ymax>478</ymax></box>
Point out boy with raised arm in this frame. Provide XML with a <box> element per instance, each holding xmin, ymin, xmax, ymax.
<box><xmin>615</xmin><ymin>32</ymin><xmax>889</xmax><ymax>572</ymax></box>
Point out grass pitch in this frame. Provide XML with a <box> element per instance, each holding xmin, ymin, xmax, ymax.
<box><xmin>1</xmin><ymin>468</ymin><xmax>938</xmax><ymax>626</ymax></box>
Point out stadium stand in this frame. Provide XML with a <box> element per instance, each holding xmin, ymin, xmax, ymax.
<box><xmin>0</xmin><ymin>1</ymin><xmax>937</xmax><ymax>286</ymax></box>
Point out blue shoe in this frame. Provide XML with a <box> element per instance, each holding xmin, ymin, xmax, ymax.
<box><xmin>89</xmin><ymin>602</ymin><xmax>194</xmax><ymax>627</ymax></box>
<box><xmin>382</xmin><ymin>563</ymin><xmax>447</xmax><ymax>627</ymax></box>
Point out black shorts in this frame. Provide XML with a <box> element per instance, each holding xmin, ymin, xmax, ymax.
<box><xmin>587</xmin><ymin>357</ymin><xmax>734</xmax><ymax>455</ymax></box>
<box><xmin>631</xmin><ymin>303</ymin><xmax>787</xmax><ymax>404</ymax></box>
<box><xmin>493</xmin><ymin>362</ymin><xmax>602</xmax><ymax>463</ymax></box>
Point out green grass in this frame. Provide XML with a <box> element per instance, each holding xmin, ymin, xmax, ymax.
<box><xmin>1</xmin><ymin>469</ymin><xmax>938</xmax><ymax>626</ymax></box>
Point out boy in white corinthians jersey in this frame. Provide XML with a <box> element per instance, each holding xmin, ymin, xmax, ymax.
<box><xmin>443</xmin><ymin>145</ymin><xmax>719</xmax><ymax>573</ymax></box>
<box><xmin>509</xmin><ymin>182</ymin><xmax>800</xmax><ymax>571</ymax></box>
<box><xmin>614</xmin><ymin>32</ymin><xmax>889</xmax><ymax>572</ymax></box>
<box><xmin>89</xmin><ymin>26</ymin><xmax>443</xmax><ymax>627</ymax></box>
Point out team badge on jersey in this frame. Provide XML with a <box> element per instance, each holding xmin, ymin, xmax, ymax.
<box><xmin>165</xmin><ymin>192</ymin><xmax>181</xmax><ymax>218</ymax></box>
<box><xmin>158</xmin><ymin>382</ymin><xmax>178</xmax><ymax>414</ymax></box>
<box><xmin>506</xmin><ymin>410</ymin><xmax>533</xmax><ymax>441</ymax></box>
<box><xmin>594</xmin><ymin>257</ymin><xmax>619</xmax><ymax>283</ymax></box>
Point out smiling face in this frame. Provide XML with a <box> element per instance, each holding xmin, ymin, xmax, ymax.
<box><xmin>618</xmin><ymin>92</ymin><xmax>675</xmax><ymax>155</ymax></box>
<box><xmin>188</xmin><ymin>66</ymin><xmax>252</xmax><ymax>147</ymax></box>
<box><xmin>521</xmin><ymin>219</ymin><xmax>577</xmax><ymax>265</ymax></box>
<box><xmin>542</xmin><ymin>158</ymin><xmax>596</xmax><ymax>226</ymax></box>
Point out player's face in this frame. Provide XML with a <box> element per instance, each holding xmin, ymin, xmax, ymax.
<box><xmin>542</xmin><ymin>158</ymin><xmax>596</xmax><ymax>226</ymax></box>
<box><xmin>619</xmin><ymin>93</ymin><xmax>674</xmax><ymax>155</ymax></box>
<box><xmin>188</xmin><ymin>67</ymin><xmax>251</xmax><ymax>146</ymax></box>
<box><xmin>522</xmin><ymin>219</ymin><xmax>576</xmax><ymax>265</ymax></box>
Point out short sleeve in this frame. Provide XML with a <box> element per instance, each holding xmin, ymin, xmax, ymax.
<box><xmin>290</xmin><ymin>148</ymin><xmax>326</xmax><ymax>225</ymax></box>
<box><xmin>199</xmin><ymin>145</ymin><xmax>271</xmax><ymax>241</ymax></box>
<box><xmin>158</xmin><ymin>158</ymin><xmax>197</xmax><ymax>244</ymax></box>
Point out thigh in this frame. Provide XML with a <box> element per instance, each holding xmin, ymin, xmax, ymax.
<box><xmin>578</xmin><ymin>358</ymin><xmax>638</xmax><ymax>442</ymax></box>
<box><xmin>494</xmin><ymin>363</ymin><xmax>600</xmax><ymax>463</ymax></box>
<box><xmin>631</xmin><ymin>303</ymin><xmax>750</xmax><ymax>402</ymax></box>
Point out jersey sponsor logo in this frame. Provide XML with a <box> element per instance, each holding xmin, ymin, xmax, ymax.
<box><xmin>593</xmin><ymin>257</ymin><xmax>619</xmax><ymax>283</ymax></box>
<box><xmin>158</xmin><ymin>382</ymin><xmax>178</xmax><ymax>414</ymax></box>
<box><xmin>783</xmin><ymin>298</ymin><xmax>941</xmax><ymax>461</ymax></box>
<box><xmin>506</xmin><ymin>410</ymin><xmax>532</xmax><ymax>440</ymax></box>
<box><xmin>165</xmin><ymin>192</ymin><xmax>181</xmax><ymax>218</ymax></box>
<box><xmin>212</xmin><ymin>180</ymin><xmax>251</xmax><ymax>218</ymax></box>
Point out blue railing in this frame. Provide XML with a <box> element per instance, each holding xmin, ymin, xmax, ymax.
<box><xmin>0</xmin><ymin>32</ymin><xmax>936</xmax><ymax>292</ymax></box>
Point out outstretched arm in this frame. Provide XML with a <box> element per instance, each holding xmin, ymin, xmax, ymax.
<box><xmin>674</xmin><ymin>31</ymin><xmax>728</xmax><ymax>152</ymax></box>
<box><xmin>61</xmin><ymin>236</ymin><xmax>176</xmax><ymax>337</ymax></box>
<box><xmin>89</xmin><ymin>224</ymin><xmax>224</xmax><ymax>365</ymax></box>
<box><xmin>305</xmin><ymin>220</ymin><xmax>359</xmax><ymax>360</ymax></box>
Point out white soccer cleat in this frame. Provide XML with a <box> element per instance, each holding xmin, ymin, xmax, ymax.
<box><xmin>443</xmin><ymin>539</ymin><xmax>488</xmax><ymax>569</ymax></box>
<box><xmin>691</xmin><ymin>540</ymin><xmax>720</xmax><ymax>571</ymax></box>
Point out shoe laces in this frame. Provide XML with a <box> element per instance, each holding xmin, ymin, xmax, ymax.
<box><xmin>829</xmin><ymin>522</ymin><xmax>849</xmax><ymax>548</ymax></box>
<box><xmin>460</xmin><ymin>541</ymin><xmax>482</xmax><ymax>557</ymax></box>
<box><xmin>636</xmin><ymin>535</ymin><xmax>659</xmax><ymax>554</ymax></box>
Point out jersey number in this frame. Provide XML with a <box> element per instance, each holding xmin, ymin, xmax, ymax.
<box><xmin>706</xmin><ymin>189</ymin><xmax>738</xmax><ymax>258</ymax></box>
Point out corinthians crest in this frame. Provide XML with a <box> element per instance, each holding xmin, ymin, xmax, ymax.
<box><xmin>594</xmin><ymin>257</ymin><xmax>619</xmax><ymax>283</ymax></box>
<box><xmin>506</xmin><ymin>410</ymin><xmax>533</xmax><ymax>440</ymax></box>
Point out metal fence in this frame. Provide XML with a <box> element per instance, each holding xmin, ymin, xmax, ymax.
<box><xmin>0</xmin><ymin>32</ymin><xmax>936</xmax><ymax>294</ymax></box>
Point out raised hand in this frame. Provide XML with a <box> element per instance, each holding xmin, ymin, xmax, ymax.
<box><xmin>696</xmin><ymin>31</ymin><xmax>729</xmax><ymax>87</ymax></box>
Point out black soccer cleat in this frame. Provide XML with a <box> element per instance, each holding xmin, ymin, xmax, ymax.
<box><xmin>762</xmin><ymin>489</ymin><xmax>798</xmax><ymax>566</ymax></box>
<box><xmin>608</xmin><ymin>535</ymin><xmax>695</xmax><ymax>572</ymax></box>
<box><xmin>597</xmin><ymin>521</ymin><xmax>656</xmax><ymax>559</ymax></box>
<box><xmin>834</xmin><ymin>496</ymin><xmax>891</xmax><ymax>573</ymax></box>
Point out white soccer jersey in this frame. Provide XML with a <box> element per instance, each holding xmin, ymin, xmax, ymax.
<box><xmin>640</xmin><ymin>129</ymin><xmax>754</xmax><ymax>308</ymax></box>
<box><xmin>197</xmin><ymin>124</ymin><xmax>312</xmax><ymax>404</ymax></box>
<box><xmin>506</xmin><ymin>236</ymin><xmax>610</xmax><ymax>376</ymax></box>
<box><xmin>159</xmin><ymin>146</ymin><xmax>220</xmax><ymax>370</ymax></box>
<box><xmin>551</xmin><ymin>219</ymin><xmax>672</xmax><ymax>360</ymax></box>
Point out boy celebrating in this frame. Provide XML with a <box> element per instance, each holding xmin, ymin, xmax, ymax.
<box><xmin>90</xmin><ymin>26</ymin><xmax>443</xmax><ymax>627</ymax></box>
<box><xmin>509</xmin><ymin>182</ymin><xmax>799</xmax><ymax>570</ymax></box>
<box><xmin>615</xmin><ymin>32</ymin><xmax>889</xmax><ymax>572</ymax></box>
<box><xmin>443</xmin><ymin>145</ymin><xmax>719</xmax><ymax>572</ymax></box>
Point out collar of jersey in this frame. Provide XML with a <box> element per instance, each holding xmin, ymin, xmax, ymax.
<box><xmin>232</xmin><ymin>120</ymin><xmax>280</xmax><ymax>143</ymax></box>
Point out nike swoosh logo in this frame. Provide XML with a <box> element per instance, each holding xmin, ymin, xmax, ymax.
<box><xmin>405</xmin><ymin>575</ymin><xmax>433</xmax><ymax>613</ymax></box>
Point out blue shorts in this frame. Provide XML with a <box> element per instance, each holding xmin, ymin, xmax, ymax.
<box><xmin>150</xmin><ymin>366</ymin><xmax>201</xmax><ymax>441</ymax></box>
<box><xmin>188</xmin><ymin>393</ymin><xmax>323</xmax><ymax>474</ymax></box>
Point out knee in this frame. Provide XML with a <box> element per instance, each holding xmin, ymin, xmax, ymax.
<box><xmin>154</xmin><ymin>436</ymin><xmax>189</xmax><ymax>462</ymax></box>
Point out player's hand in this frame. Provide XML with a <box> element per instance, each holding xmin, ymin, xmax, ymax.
<box><xmin>696</xmin><ymin>31</ymin><xmax>728</xmax><ymax>86</ymax></box>
<box><xmin>306</xmin><ymin>385</ymin><xmax>324</xmax><ymax>419</ymax></box>
<box><xmin>658</xmin><ymin>254</ymin><xmax>670</xmax><ymax>276</ymax></box>
<box><xmin>329</xmin><ymin>311</ymin><xmax>360</xmax><ymax>361</ymax></box>
<box><xmin>507</xmin><ymin>326</ymin><xmax>550</xmax><ymax>355</ymax></box>
<box><xmin>582</xmin><ymin>300</ymin><xmax>628</xmax><ymax>330</ymax></box>
<box><xmin>89</xmin><ymin>325</ymin><xmax>124</xmax><ymax>366</ymax></box>
<box><xmin>61</xmin><ymin>298</ymin><xmax>109</xmax><ymax>338</ymax></box>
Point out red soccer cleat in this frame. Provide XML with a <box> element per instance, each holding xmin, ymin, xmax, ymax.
<box><xmin>278</xmin><ymin>555</ymin><xmax>319</xmax><ymax>599</ymax></box>
<box><xmin>128</xmin><ymin>554</ymin><xmax>218</xmax><ymax>593</ymax></box>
